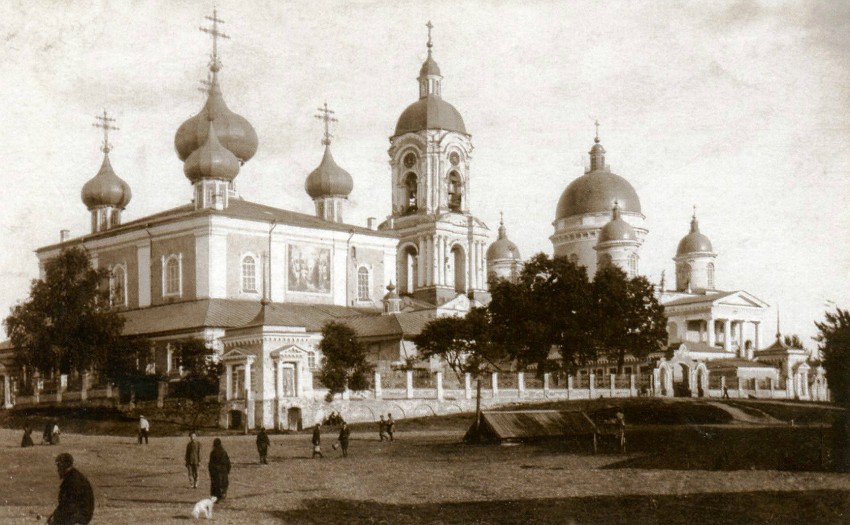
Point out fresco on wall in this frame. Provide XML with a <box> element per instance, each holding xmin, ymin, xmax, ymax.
<box><xmin>287</xmin><ymin>244</ymin><xmax>331</xmax><ymax>294</ymax></box>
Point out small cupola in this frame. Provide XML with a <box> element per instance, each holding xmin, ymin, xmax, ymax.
<box><xmin>81</xmin><ymin>110</ymin><xmax>132</xmax><ymax>233</ymax></box>
<box><xmin>305</xmin><ymin>103</ymin><xmax>353</xmax><ymax>223</ymax></box>
<box><xmin>382</xmin><ymin>282</ymin><xmax>402</xmax><ymax>315</ymax></box>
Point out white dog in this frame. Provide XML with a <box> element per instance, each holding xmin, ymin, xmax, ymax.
<box><xmin>192</xmin><ymin>496</ymin><xmax>217</xmax><ymax>519</ymax></box>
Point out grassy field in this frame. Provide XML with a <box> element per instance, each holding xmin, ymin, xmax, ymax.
<box><xmin>0</xmin><ymin>399</ymin><xmax>847</xmax><ymax>524</ymax></box>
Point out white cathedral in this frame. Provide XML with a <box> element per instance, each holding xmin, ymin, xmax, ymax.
<box><xmin>0</xmin><ymin>13</ymin><xmax>824</xmax><ymax>427</ymax></box>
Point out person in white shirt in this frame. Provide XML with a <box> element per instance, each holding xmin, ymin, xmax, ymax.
<box><xmin>138</xmin><ymin>416</ymin><xmax>150</xmax><ymax>444</ymax></box>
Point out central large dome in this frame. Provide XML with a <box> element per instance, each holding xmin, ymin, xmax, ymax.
<box><xmin>555</xmin><ymin>170</ymin><xmax>641</xmax><ymax>219</ymax></box>
<box><xmin>394</xmin><ymin>95</ymin><xmax>467</xmax><ymax>137</ymax></box>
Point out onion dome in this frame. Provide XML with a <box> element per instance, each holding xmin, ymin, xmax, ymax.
<box><xmin>555</xmin><ymin>133</ymin><xmax>641</xmax><ymax>220</ymax></box>
<box><xmin>487</xmin><ymin>216</ymin><xmax>521</xmax><ymax>261</ymax></box>
<box><xmin>183</xmin><ymin>118</ymin><xmax>241</xmax><ymax>183</ymax></box>
<box><xmin>383</xmin><ymin>282</ymin><xmax>400</xmax><ymax>301</ymax></box>
<box><xmin>305</xmin><ymin>146</ymin><xmax>353</xmax><ymax>199</ymax></box>
<box><xmin>676</xmin><ymin>212</ymin><xmax>713</xmax><ymax>256</ymax></box>
<box><xmin>419</xmin><ymin>51</ymin><xmax>441</xmax><ymax>77</ymax></box>
<box><xmin>175</xmin><ymin>73</ymin><xmax>258</xmax><ymax>164</ymax></box>
<box><xmin>598</xmin><ymin>202</ymin><xmax>637</xmax><ymax>243</ymax></box>
<box><xmin>81</xmin><ymin>153</ymin><xmax>132</xmax><ymax>210</ymax></box>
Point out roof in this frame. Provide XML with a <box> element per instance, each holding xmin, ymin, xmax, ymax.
<box><xmin>38</xmin><ymin>197</ymin><xmax>396</xmax><ymax>252</ymax></box>
<box><xmin>120</xmin><ymin>299</ymin><xmax>375</xmax><ymax>337</ymax></box>
<box><xmin>394</xmin><ymin>95</ymin><xmax>467</xmax><ymax>137</ymax></box>
<box><xmin>81</xmin><ymin>154</ymin><xmax>132</xmax><ymax>209</ymax></box>
<box><xmin>342</xmin><ymin>309</ymin><xmax>435</xmax><ymax>339</ymax></box>
<box><xmin>465</xmin><ymin>411</ymin><xmax>597</xmax><ymax>443</ymax></box>
<box><xmin>705</xmin><ymin>358</ymin><xmax>776</xmax><ymax>371</ymax></box>
<box><xmin>555</xmin><ymin>169</ymin><xmax>641</xmax><ymax>219</ymax></box>
<box><xmin>660</xmin><ymin>291</ymin><xmax>736</xmax><ymax>307</ymax></box>
<box><xmin>676</xmin><ymin>216</ymin><xmax>713</xmax><ymax>256</ymax></box>
<box><xmin>305</xmin><ymin>146</ymin><xmax>354</xmax><ymax>199</ymax></box>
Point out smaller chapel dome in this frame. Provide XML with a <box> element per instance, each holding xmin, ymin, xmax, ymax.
<box><xmin>598</xmin><ymin>202</ymin><xmax>636</xmax><ymax>243</ymax></box>
<box><xmin>305</xmin><ymin>146</ymin><xmax>354</xmax><ymax>199</ymax></box>
<box><xmin>419</xmin><ymin>52</ymin><xmax>441</xmax><ymax>77</ymax></box>
<box><xmin>183</xmin><ymin>119</ymin><xmax>241</xmax><ymax>183</ymax></box>
<box><xmin>676</xmin><ymin>213</ymin><xmax>713</xmax><ymax>256</ymax></box>
<box><xmin>394</xmin><ymin>96</ymin><xmax>467</xmax><ymax>137</ymax></box>
<box><xmin>81</xmin><ymin>154</ymin><xmax>132</xmax><ymax>210</ymax></box>
<box><xmin>487</xmin><ymin>218</ymin><xmax>521</xmax><ymax>261</ymax></box>
<box><xmin>383</xmin><ymin>281</ymin><xmax>400</xmax><ymax>301</ymax></box>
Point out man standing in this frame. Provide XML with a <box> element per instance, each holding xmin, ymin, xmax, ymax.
<box><xmin>338</xmin><ymin>422</ymin><xmax>351</xmax><ymax>458</ymax></box>
<box><xmin>378</xmin><ymin>415</ymin><xmax>387</xmax><ymax>441</ymax></box>
<box><xmin>185</xmin><ymin>432</ymin><xmax>201</xmax><ymax>488</ymax></box>
<box><xmin>387</xmin><ymin>413</ymin><xmax>395</xmax><ymax>442</ymax></box>
<box><xmin>256</xmin><ymin>427</ymin><xmax>271</xmax><ymax>464</ymax></box>
<box><xmin>311</xmin><ymin>423</ymin><xmax>323</xmax><ymax>459</ymax></box>
<box><xmin>138</xmin><ymin>415</ymin><xmax>150</xmax><ymax>444</ymax></box>
<box><xmin>47</xmin><ymin>453</ymin><xmax>94</xmax><ymax>525</ymax></box>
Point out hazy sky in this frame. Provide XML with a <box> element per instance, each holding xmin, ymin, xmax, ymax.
<box><xmin>0</xmin><ymin>1</ymin><xmax>847</xmax><ymax>346</ymax></box>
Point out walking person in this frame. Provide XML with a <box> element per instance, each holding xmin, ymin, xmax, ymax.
<box><xmin>185</xmin><ymin>431</ymin><xmax>201</xmax><ymax>489</ymax></box>
<box><xmin>42</xmin><ymin>420</ymin><xmax>53</xmax><ymax>445</ymax></box>
<box><xmin>386</xmin><ymin>413</ymin><xmax>395</xmax><ymax>442</ymax></box>
<box><xmin>338</xmin><ymin>422</ymin><xmax>351</xmax><ymax>458</ymax></box>
<box><xmin>311</xmin><ymin>423</ymin><xmax>323</xmax><ymax>459</ymax></box>
<box><xmin>21</xmin><ymin>424</ymin><xmax>34</xmax><ymax>448</ymax></box>
<box><xmin>378</xmin><ymin>415</ymin><xmax>387</xmax><ymax>441</ymax></box>
<box><xmin>138</xmin><ymin>415</ymin><xmax>150</xmax><ymax>444</ymax></box>
<box><xmin>256</xmin><ymin>427</ymin><xmax>270</xmax><ymax>464</ymax></box>
<box><xmin>51</xmin><ymin>422</ymin><xmax>60</xmax><ymax>445</ymax></box>
<box><xmin>47</xmin><ymin>453</ymin><xmax>94</xmax><ymax>525</ymax></box>
<box><xmin>208</xmin><ymin>438</ymin><xmax>231</xmax><ymax>500</ymax></box>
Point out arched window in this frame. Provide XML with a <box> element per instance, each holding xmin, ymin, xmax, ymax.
<box><xmin>357</xmin><ymin>267</ymin><xmax>370</xmax><ymax>301</ymax></box>
<box><xmin>242</xmin><ymin>255</ymin><xmax>257</xmax><ymax>293</ymax></box>
<box><xmin>448</xmin><ymin>171</ymin><xmax>462</xmax><ymax>211</ymax></box>
<box><xmin>707</xmin><ymin>262</ymin><xmax>715</xmax><ymax>290</ymax></box>
<box><xmin>163</xmin><ymin>255</ymin><xmax>181</xmax><ymax>296</ymax></box>
<box><xmin>628</xmin><ymin>253</ymin><xmax>638</xmax><ymax>278</ymax></box>
<box><xmin>111</xmin><ymin>264</ymin><xmax>127</xmax><ymax>307</ymax></box>
<box><xmin>404</xmin><ymin>173</ymin><xmax>418</xmax><ymax>213</ymax></box>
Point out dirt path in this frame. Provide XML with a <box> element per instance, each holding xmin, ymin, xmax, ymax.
<box><xmin>705</xmin><ymin>401</ymin><xmax>784</xmax><ymax>425</ymax></box>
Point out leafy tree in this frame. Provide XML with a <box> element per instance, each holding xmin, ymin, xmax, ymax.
<box><xmin>488</xmin><ymin>253</ymin><xmax>593</xmax><ymax>374</ymax></box>
<box><xmin>783</xmin><ymin>334</ymin><xmax>805</xmax><ymax>349</ymax></box>
<box><xmin>317</xmin><ymin>321</ymin><xmax>371</xmax><ymax>401</ymax></box>
<box><xmin>4</xmin><ymin>247</ymin><xmax>124</xmax><ymax>378</ymax></box>
<box><xmin>591</xmin><ymin>266</ymin><xmax>668</xmax><ymax>371</ymax></box>
<box><xmin>170</xmin><ymin>339</ymin><xmax>223</xmax><ymax>428</ymax></box>
<box><xmin>413</xmin><ymin>307</ymin><xmax>503</xmax><ymax>381</ymax></box>
<box><xmin>815</xmin><ymin>308</ymin><xmax>850</xmax><ymax>407</ymax></box>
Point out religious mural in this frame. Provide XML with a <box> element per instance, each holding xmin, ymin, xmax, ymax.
<box><xmin>287</xmin><ymin>244</ymin><xmax>331</xmax><ymax>294</ymax></box>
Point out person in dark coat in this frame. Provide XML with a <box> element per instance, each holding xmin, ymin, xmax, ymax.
<box><xmin>43</xmin><ymin>420</ymin><xmax>54</xmax><ymax>445</ymax></box>
<box><xmin>338</xmin><ymin>422</ymin><xmax>351</xmax><ymax>458</ymax></box>
<box><xmin>256</xmin><ymin>427</ymin><xmax>270</xmax><ymax>464</ymax></box>
<box><xmin>47</xmin><ymin>453</ymin><xmax>94</xmax><ymax>525</ymax></box>
<box><xmin>387</xmin><ymin>413</ymin><xmax>395</xmax><ymax>442</ymax></box>
<box><xmin>21</xmin><ymin>424</ymin><xmax>34</xmax><ymax>447</ymax></box>
<box><xmin>311</xmin><ymin>423</ymin><xmax>323</xmax><ymax>459</ymax></box>
<box><xmin>208</xmin><ymin>438</ymin><xmax>231</xmax><ymax>500</ymax></box>
<box><xmin>378</xmin><ymin>415</ymin><xmax>387</xmax><ymax>441</ymax></box>
<box><xmin>185</xmin><ymin>432</ymin><xmax>201</xmax><ymax>488</ymax></box>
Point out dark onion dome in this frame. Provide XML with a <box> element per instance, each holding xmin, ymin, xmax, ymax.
<box><xmin>383</xmin><ymin>281</ymin><xmax>400</xmax><ymax>301</ymax></box>
<box><xmin>598</xmin><ymin>202</ymin><xmax>636</xmax><ymax>243</ymax></box>
<box><xmin>394</xmin><ymin>96</ymin><xmax>467</xmax><ymax>136</ymax></box>
<box><xmin>305</xmin><ymin>146</ymin><xmax>354</xmax><ymax>199</ymax></box>
<box><xmin>419</xmin><ymin>52</ymin><xmax>441</xmax><ymax>77</ymax></box>
<box><xmin>81</xmin><ymin>154</ymin><xmax>132</xmax><ymax>209</ymax></box>
<box><xmin>486</xmin><ymin>219</ymin><xmax>521</xmax><ymax>260</ymax></box>
<box><xmin>184</xmin><ymin>119</ymin><xmax>240</xmax><ymax>183</ymax></box>
<box><xmin>676</xmin><ymin>214</ymin><xmax>713</xmax><ymax>256</ymax></box>
<box><xmin>555</xmin><ymin>137</ymin><xmax>641</xmax><ymax>219</ymax></box>
<box><xmin>174</xmin><ymin>74</ymin><xmax>258</xmax><ymax>163</ymax></box>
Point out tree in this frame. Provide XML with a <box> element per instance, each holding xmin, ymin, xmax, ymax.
<box><xmin>591</xmin><ymin>266</ymin><xmax>668</xmax><ymax>371</ymax></box>
<box><xmin>4</xmin><ymin>247</ymin><xmax>124</xmax><ymax>379</ymax></box>
<box><xmin>170</xmin><ymin>339</ymin><xmax>223</xmax><ymax>428</ymax></box>
<box><xmin>488</xmin><ymin>253</ymin><xmax>593</xmax><ymax>374</ymax></box>
<box><xmin>413</xmin><ymin>307</ymin><xmax>503</xmax><ymax>381</ymax></box>
<box><xmin>316</xmin><ymin>321</ymin><xmax>371</xmax><ymax>401</ymax></box>
<box><xmin>815</xmin><ymin>308</ymin><xmax>850</xmax><ymax>407</ymax></box>
<box><xmin>783</xmin><ymin>334</ymin><xmax>805</xmax><ymax>349</ymax></box>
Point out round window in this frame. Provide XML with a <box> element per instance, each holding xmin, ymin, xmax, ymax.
<box><xmin>449</xmin><ymin>151</ymin><xmax>460</xmax><ymax>166</ymax></box>
<box><xmin>403</xmin><ymin>152</ymin><xmax>417</xmax><ymax>168</ymax></box>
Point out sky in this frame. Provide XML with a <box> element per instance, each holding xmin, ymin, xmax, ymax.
<box><xmin>0</xmin><ymin>0</ymin><xmax>847</xmax><ymax>347</ymax></box>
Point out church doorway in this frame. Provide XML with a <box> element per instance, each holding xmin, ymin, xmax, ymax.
<box><xmin>287</xmin><ymin>407</ymin><xmax>302</xmax><ymax>431</ymax></box>
<box><xmin>229</xmin><ymin>409</ymin><xmax>243</xmax><ymax>430</ymax></box>
<box><xmin>674</xmin><ymin>363</ymin><xmax>692</xmax><ymax>397</ymax></box>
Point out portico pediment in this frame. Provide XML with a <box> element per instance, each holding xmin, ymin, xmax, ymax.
<box><xmin>715</xmin><ymin>291</ymin><xmax>769</xmax><ymax>309</ymax></box>
<box><xmin>270</xmin><ymin>344</ymin><xmax>311</xmax><ymax>361</ymax></box>
<box><xmin>221</xmin><ymin>348</ymin><xmax>254</xmax><ymax>363</ymax></box>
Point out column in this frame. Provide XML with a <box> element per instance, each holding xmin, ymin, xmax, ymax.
<box><xmin>543</xmin><ymin>373</ymin><xmax>550</xmax><ymax>394</ymax></box>
<box><xmin>567</xmin><ymin>375</ymin><xmax>573</xmax><ymax>400</ymax></box>
<box><xmin>708</xmin><ymin>317</ymin><xmax>717</xmax><ymax>346</ymax></box>
<box><xmin>3</xmin><ymin>375</ymin><xmax>11</xmax><ymax>408</ymax></box>
<box><xmin>406</xmin><ymin>370</ymin><xmax>413</xmax><ymax>399</ymax></box>
<box><xmin>629</xmin><ymin>374</ymin><xmax>637</xmax><ymax>397</ymax></box>
<box><xmin>225</xmin><ymin>364</ymin><xmax>233</xmax><ymax>401</ymax></box>
<box><xmin>374</xmin><ymin>371</ymin><xmax>382</xmax><ymax>399</ymax></box>
<box><xmin>723</xmin><ymin>319</ymin><xmax>732</xmax><ymax>352</ymax></box>
<box><xmin>80</xmin><ymin>371</ymin><xmax>89</xmax><ymax>402</ymax></box>
<box><xmin>436</xmin><ymin>371</ymin><xmax>444</xmax><ymax>401</ymax></box>
<box><xmin>464</xmin><ymin>373</ymin><xmax>472</xmax><ymax>400</ymax></box>
<box><xmin>243</xmin><ymin>359</ymin><xmax>252</xmax><ymax>400</ymax></box>
<box><xmin>417</xmin><ymin>238</ymin><xmax>426</xmax><ymax>288</ymax></box>
<box><xmin>517</xmin><ymin>372</ymin><xmax>525</xmax><ymax>398</ymax></box>
<box><xmin>721</xmin><ymin>375</ymin><xmax>726</xmax><ymax>397</ymax></box>
<box><xmin>443</xmin><ymin>237</ymin><xmax>449</xmax><ymax>286</ymax></box>
<box><xmin>425</xmin><ymin>236</ymin><xmax>432</xmax><ymax>286</ymax></box>
<box><xmin>295</xmin><ymin>362</ymin><xmax>304</xmax><ymax>398</ymax></box>
<box><xmin>491</xmin><ymin>371</ymin><xmax>499</xmax><ymax>398</ymax></box>
<box><xmin>589</xmin><ymin>373</ymin><xmax>596</xmax><ymax>398</ymax></box>
<box><xmin>753</xmin><ymin>321</ymin><xmax>761</xmax><ymax>353</ymax></box>
<box><xmin>275</xmin><ymin>360</ymin><xmax>283</xmax><ymax>431</ymax></box>
<box><xmin>737</xmin><ymin>322</ymin><xmax>745</xmax><ymax>356</ymax></box>
<box><xmin>136</xmin><ymin>240</ymin><xmax>151</xmax><ymax>308</ymax></box>
<box><xmin>610</xmin><ymin>374</ymin><xmax>616</xmax><ymax>397</ymax></box>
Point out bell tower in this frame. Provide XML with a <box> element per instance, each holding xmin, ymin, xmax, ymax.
<box><xmin>382</xmin><ymin>22</ymin><xmax>490</xmax><ymax>305</ymax></box>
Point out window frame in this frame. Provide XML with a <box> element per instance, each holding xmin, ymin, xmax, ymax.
<box><xmin>356</xmin><ymin>266</ymin><xmax>370</xmax><ymax>301</ymax></box>
<box><xmin>162</xmin><ymin>254</ymin><xmax>183</xmax><ymax>298</ymax></box>
<box><xmin>241</xmin><ymin>254</ymin><xmax>259</xmax><ymax>294</ymax></box>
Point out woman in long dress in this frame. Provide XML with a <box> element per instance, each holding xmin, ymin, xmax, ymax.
<box><xmin>208</xmin><ymin>438</ymin><xmax>231</xmax><ymax>500</ymax></box>
<box><xmin>21</xmin><ymin>425</ymin><xmax>34</xmax><ymax>447</ymax></box>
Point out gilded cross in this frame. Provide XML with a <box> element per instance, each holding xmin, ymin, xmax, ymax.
<box><xmin>200</xmin><ymin>6</ymin><xmax>230</xmax><ymax>71</ymax></box>
<box><xmin>594</xmin><ymin>119</ymin><xmax>600</xmax><ymax>142</ymax></box>
<box><xmin>92</xmin><ymin>109</ymin><xmax>119</xmax><ymax>154</ymax></box>
<box><xmin>315</xmin><ymin>102</ymin><xmax>337</xmax><ymax>146</ymax></box>
<box><xmin>426</xmin><ymin>21</ymin><xmax>433</xmax><ymax>49</ymax></box>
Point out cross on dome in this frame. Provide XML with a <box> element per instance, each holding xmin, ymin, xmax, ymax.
<box><xmin>426</xmin><ymin>20</ymin><xmax>433</xmax><ymax>49</ymax></box>
<box><xmin>594</xmin><ymin>119</ymin><xmax>601</xmax><ymax>144</ymax></box>
<box><xmin>200</xmin><ymin>6</ymin><xmax>230</xmax><ymax>72</ymax></box>
<box><xmin>198</xmin><ymin>72</ymin><xmax>213</xmax><ymax>96</ymax></box>
<box><xmin>315</xmin><ymin>102</ymin><xmax>338</xmax><ymax>146</ymax></box>
<box><xmin>93</xmin><ymin>109</ymin><xmax>119</xmax><ymax>154</ymax></box>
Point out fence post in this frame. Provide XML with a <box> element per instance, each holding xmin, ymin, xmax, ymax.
<box><xmin>157</xmin><ymin>380</ymin><xmax>167</xmax><ymax>408</ymax></box>
<box><xmin>769</xmin><ymin>377</ymin><xmax>775</xmax><ymax>399</ymax></box>
<box><xmin>464</xmin><ymin>373</ymin><xmax>472</xmax><ymax>400</ymax></box>
<box><xmin>517</xmin><ymin>372</ymin><xmax>525</xmax><ymax>398</ymax></box>
<box><xmin>630</xmin><ymin>374</ymin><xmax>637</xmax><ymax>397</ymax></box>
<box><xmin>610</xmin><ymin>374</ymin><xmax>616</xmax><ymax>397</ymax></box>
<box><xmin>80</xmin><ymin>372</ymin><xmax>89</xmax><ymax>402</ymax></box>
<box><xmin>720</xmin><ymin>375</ymin><xmax>726</xmax><ymax>398</ymax></box>
<box><xmin>543</xmin><ymin>373</ymin><xmax>550</xmax><ymax>395</ymax></box>
<box><xmin>589</xmin><ymin>373</ymin><xmax>596</xmax><ymax>398</ymax></box>
<box><xmin>105</xmin><ymin>382</ymin><xmax>113</xmax><ymax>399</ymax></box>
<box><xmin>436</xmin><ymin>371</ymin><xmax>444</xmax><ymax>401</ymax></box>
<box><xmin>374</xmin><ymin>372</ymin><xmax>382</xmax><ymax>399</ymax></box>
<box><xmin>567</xmin><ymin>375</ymin><xmax>573</xmax><ymax>400</ymax></box>
<box><xmin>737</xmin><ymin>377</ymin><xmax>745</xmax><ymax>399</ymax></box>
<box><xmin>406</xmin><ymin>370</ymin><xmax>413</xmax><ymax>400</ymax></box>
<box><xmin>491</xmin><ymin>372</ymin><xmax>499</xmax><ymax>398</ymax></box>
<box><xmin>754</xmin><ymin>378</ymin><xmax>761</xmax><ymax>398</ymax></box>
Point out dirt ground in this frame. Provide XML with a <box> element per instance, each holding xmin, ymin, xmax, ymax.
<box><xmin>1</xmin><ymin>422</ymin><xmax>848</xmax><ymax>525</ymax></box>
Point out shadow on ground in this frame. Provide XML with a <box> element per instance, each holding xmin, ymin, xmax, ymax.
<box><xmin>270</xmin><ymin>490</ymin><xmax>850</xmax><ymax>525</ymax></box>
